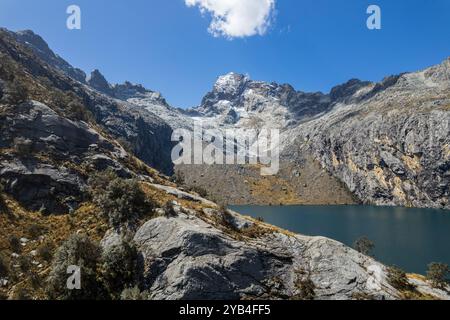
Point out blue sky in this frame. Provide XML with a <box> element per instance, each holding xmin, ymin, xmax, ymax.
<box><xmin>1</xmin><ymin>0</ymin><xmax>449</xmax><ymax>108</ymax></box>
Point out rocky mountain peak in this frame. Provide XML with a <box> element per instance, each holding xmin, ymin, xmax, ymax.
<box><xmin>86</xmin><ymin>69</ymin><xmax>113</xmax><ymax>95</ymax></box>
<box><xmin>15</xmin><ymin>30</ymin><xmax>50</xmax><ymax>54</ymax></box>
<box><xmin>213</xmin><ymin>72</ymin><xmax>249</xmax><ymax>96</ymax></box>
<box><xmin>329</xmin><ymin>78</ymin><xmax>372</xmax><ymax>102</ymax></box>
<box><xmin>11</xmin><ymin>30</ymin><xmax>87</xmax><ymax>83</ymax></box>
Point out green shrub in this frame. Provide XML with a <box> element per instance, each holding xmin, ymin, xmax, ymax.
<box><xmin>101</xmin><ymin>241</ymin><xmax>139</xmax><ymax>298</ymax></box>
<box><xmin>120</xmin><ymin>286</ymin><xmax>150</xmax><ymax>300</ymax></box>
<box><xmin>29</xmin><ymin>271</ymin><xmax>42</xmax><ymax>289</ymax></box>
<box><xmin>295</xmin><ymin>278</ymin><xmax>316</xmax><ymax>300</ymax></box>
<box><xmin>8</xmin><ymin>235</ymin><xmax>21</xmax><ymax>253</ymax></box>
<box><xmin>387</xmin><ymin>266</ymin><xmax>413</xmax><ymax>291</ymax></box>
<box><xmin>0</xmin><ymin>253</ymin><xmax>9</xmax><ymax>278</ymax></box>
<box><xmin>6</xmin><ymin>78</ymin><xmax>28</xmax><ymax>105</ymax></box>
<box><xmin>426</xmin><ymin>263</ymin><xmax>449</xmax><ymax>289</ymax></box>
<box><xmin>163</xmin><ymin>201</ymin><xmax>178</xmax><ymax>217</ymax></box>
<box><xmin>88</xmin><ymin>169</ymin><xmax>118</xmax><ymax>192</ymax></box>
<box><xmin>67</xmin><ymin>101</ymin><xmax>94</xmax><ymax>122</ymax></box>
<box><xmin>27</xmin><ymin>224</ymin><xmax>47</xmax><ymax>239</ymax></box>
<box><xmin>353</xmin><ymin>236</ymin><xmax>375</xmax><ymax>256</ymax></box>
<box><xmin>37</xmin><ymin>242</ymin><xmax>54</xmax><ymax>263</ymax></box>
<box><xmin>11</xmin><ymin>286</ymin><xmax>32</xmax><ymax>300</ymax></box>
<box><xmin>18</xmin><ymin>256</ymin><xmax>32</xmax><ymax>274</ymax></box>
<box><xmin>171</xmin><ymin>171</ymin><xmax>185</xmax><ymax>185</ymax></box>
<box><xmin>189</xmin><ymin>185</ymin><xmax>208</xmax><ymax>198</ymax></box>
<box><xmin>46</xmin><ymin>234</ymin><xmax>105</xmax><ymax>300</ymax></box>
<box><xmin>0</xmin><ymin>183</ymin><xmax>7</xmax><ymax>213</ymax></box>
<box><xmin>293</xmin><ymin>270</ymin><xmax>316</xmax><ymax>300</ymax></box>
<box><xmin>91</xmin><ymin>173</ymin><xmax>154</xmax><ymax>228</ymax></box>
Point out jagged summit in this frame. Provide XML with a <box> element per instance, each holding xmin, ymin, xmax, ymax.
<box><xmin>10</xmin><ymin>29</ymin><xmax>87</xmax><ymax>83</ymax></box>
<box><xmin>86</xmin><ymin>69</ymin><xmax>113</xmax><ymax>95</ymax></box>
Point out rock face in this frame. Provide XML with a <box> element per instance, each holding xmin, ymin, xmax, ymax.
<box><xmin>0</xmin><ymin>28</ymin><xmax>175</xmax><ymax>176</ymax></box>
<box><xmin>289</xmin><ymin>61</ymin><xmax>450</xmax><ymax>209</ymax></box>
<box><xmin>86</xmin><ymin>69</ymin><xmax>113</xmax><ymax>95</ymax></box>
<box><xmin>0</xmin><ymin>101</ymin><xmax>128</xmax><ymax>213</ymax></box>
<box><xmin>129</xmin><ymin>207</ymin><xmax>418</xmax><ymax>300</ymax></box>
<box><xmin>10</xmin><ymin>29</ymin><xmax>87</xmax><ymax>83</ymax></box>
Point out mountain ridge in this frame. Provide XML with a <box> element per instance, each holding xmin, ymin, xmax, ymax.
<box><xmin>4</xmin><ymin>27</ymin><xmax>450</xmax><ymax>209</ymax></box>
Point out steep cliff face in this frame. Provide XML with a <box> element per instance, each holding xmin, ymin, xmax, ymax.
<box><xmin>0</xmin><ymin>29</ymin><xmax>174</xmax><ymax>175</ymax></box>
<box><xmin>171</xmin><ymin>63</ymin><xmax>449</xmax><ymax>208</ymax></box>
<box><xmin>10</xmin><ymin>29</ymin><xmax>87</xmax><ymax>83</ymax></box>
<box><xmin>289</xmin><ymin>60</ymin><xmax>450</xmax><ymax>209</ymax></box>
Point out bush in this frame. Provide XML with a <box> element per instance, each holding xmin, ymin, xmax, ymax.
<box><xmin>6</xmin><ymin>78</ymin><xmax>28</xmax><ymax>105</ymax></box>
<box><xmin>8</xmin><ymin>235</ymin><xmax>21</xmax><ymax>253</ymax></box>
<box><xmin>0</xmin><ymin>253</ymin><xmax>9</xmax><ymax>278</ymax></box>
<box><xmin>189</xmin><ymin>185</ymin><xmax>208</xmax><ymax>198</ymax></box>
<box><xmin>11</xmin><ymin>286</ymin><xmax>32</xmax><ymax>300</ymax></box>
<box><xmin>387</xmin><ymin>266</ymin><xmax>413</xmax><ymax>291</ymax></box>
<box><xmin>37</xmin><ymin>242</ymin><xmax>54</xmax><ymax>263</ymax></box>
<box><xmin>172</xmin><ymin>171</ymin><xmax>185</xmax><ymax>185</ymax></box>
<box><xmin>46</xmin><ymin>234</ymin><xmax>105</xmax><ymax>300</ymax></box>
<box><xmin>353</xmin><ymin>236</ymin><xmax>375</xmax><ymax>256</ymax></box>
<box><xmin>27</xmin><ymin>224</ymin><xmax>47</xmax><ymax>239</ymax></box>
<box><xmin>295</xmin><ymin>278</ymin><xmax>316</xmax><ymax>300</ymax></box>
<box><xmin>101</xmin><ymin>241</ymin><xmax>139</xmax><ymax>298</ymax></box>
<box><xmin>0</xmin><ymin>183</ymin><xmax>7</xmax><ymax>213</ymax></box>
<box><xmin>29</xmin><ymin>271</ymin><xmax>42</xmax><ymax>289</ymax></box>
<box><xmin>91</xmin><ymin>173</ymin><xmax>154</xmax><ymax>228</ymax></box>
<box><xmin>120</xmin><ymin>286</ymin><xmax>150</xmax><ymax>300</ymax></box>
<box><xmin>67</xmin><ymin>101</ymin><xmax>94</xmax><ymax>122</ymax></box>
<box><xmin>426</xmin><ymin>263</ymin><xmax>449</xmax><ymax>289</ymax></box>
<box><xmin>18</xmin><ymin>256</ymin><xmax>32</xmax><ymax>274</ymax></box>
<box><xmin>163</xmin><ymin>201</ymin><xmax>178</xmax><ymax>218</ymax></box>
<box><xmin>88</xmin><ymin>169</ymin><xmax>118</xmax><ymax>192</ymax></box>
<box><xmin>293</xmin><ymin>269</ymin><xmax>316</xmax><ymax>300</ymax></box>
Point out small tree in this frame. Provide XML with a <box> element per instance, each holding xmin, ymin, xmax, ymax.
<box><xmin>37</xmin><ymin>242</ymin><xmax>54</xmax><ymax>263</ymax></box>
<box><xmin>353</xmin><ymin>236</ymin><xmax>375</xmax><ymax>256</ymax></box>
<box><xmin>27</xmin><ymin>223</ymin><xmax>47</xmax><ymax>239</ymax></box>
<box><xmin>46</xmin><ymin>234</ymin><xmax>105</xmax><ymax>300</ymax></box>
<box><xmin>426</xmin><ymin>263</ymin><xmax>449</xmax><ymax>289</ymax></box>
<box><xmin>101</xmin><ymin>241</ymin><xmax>139</xmax><ymax>298</ymax></box>
<box><xmin>8</xmin><ymin>235</ymin><xmax>21</xmax><ymax>253</ymax></box>
<box><xmin>90</xmin><ymin>171</ymin><xmax>154</xmax><ymax>228</ymax></box>
<box><xmin>0</xmin><ymin>253</ymin><xmax>9</xmax><ymax>279</ymax></box>
<box><xmin>387</xmin><ymin>266</ymin><xmax>413</xmax><ymax>291</ymax></box>
<box><xmin>7</xmin><ymin>78</ymin><xmax>28</xmax><ymax>105</ymax></box>
<box><xmin>18</xmin><ymin>256</ymin><xmax>32</xmax><ymax>274</ymax></box>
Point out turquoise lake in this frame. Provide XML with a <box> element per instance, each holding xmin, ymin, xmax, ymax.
<box><xmin>230</xmin><ymin>205</ymin><xmax>450</xmax><ymax>275</ymax></box>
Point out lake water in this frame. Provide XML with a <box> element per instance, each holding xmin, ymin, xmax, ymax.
<box><xmin>230</xmin><ymin>205</ymin><xmax>450</xmax><ymax>275</ymax></box>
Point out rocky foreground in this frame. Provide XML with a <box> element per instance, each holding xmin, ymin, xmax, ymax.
<box><xmin>103</xmin><ymin>188</ymin><xmax>450</xmax><ymax>300</ymax></box>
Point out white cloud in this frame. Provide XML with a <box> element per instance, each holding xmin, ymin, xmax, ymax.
<box><xmin>185</xmin><ymin>0</ymin><xmax>275</xmax><ymax>38</ymax></box>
